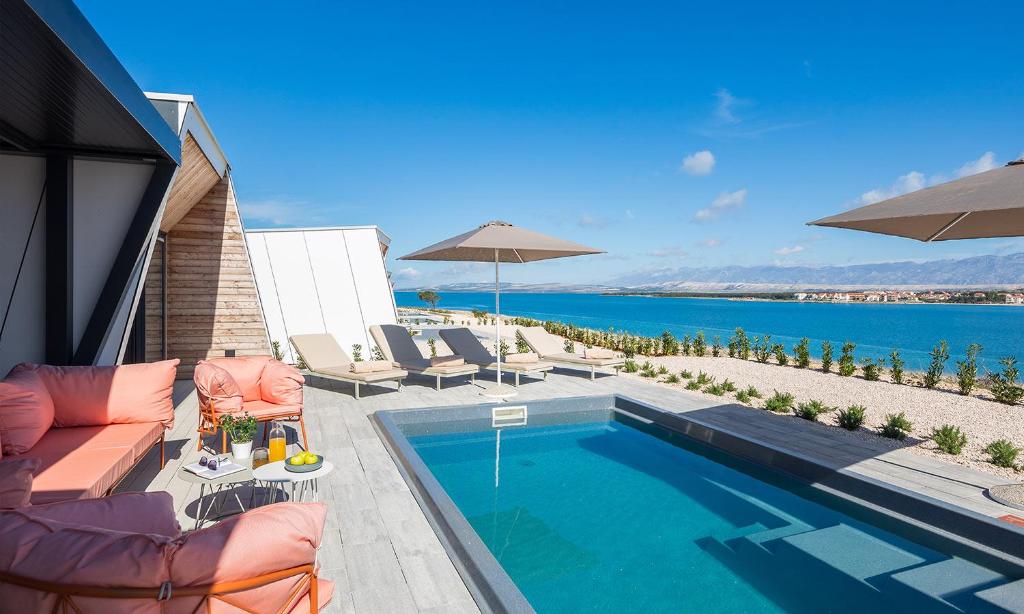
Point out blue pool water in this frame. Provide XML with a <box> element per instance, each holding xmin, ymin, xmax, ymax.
<box><xmin>410</xmin><ymin>416</ymin><xmax>1015</xmax><ymax>613</ymax></box>
<box><xmin>395</xmin><ymin>291</ymin><xmax>1024</xmax><ymax>372</ymax></box>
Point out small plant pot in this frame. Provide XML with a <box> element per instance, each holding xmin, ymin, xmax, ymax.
<box><xmin>230</xmin><ymin>440</ymin><xmax>253</xmax><ymax>460</ymax></box>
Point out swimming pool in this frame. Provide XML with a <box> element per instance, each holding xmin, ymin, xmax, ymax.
<box><xmin>374</xmin><ymin>396</ymin><xmax>1024</xmax><ymax>613</ymax></box>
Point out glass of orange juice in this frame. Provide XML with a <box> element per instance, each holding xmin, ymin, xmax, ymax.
<box><xmin>251</xmin><ymin>447</ymin><xmax>269</xmax><ymax>469</ymax></box>
<box><xmin>268</xmin><ymin>422</ymin><xmax>287</xmax><ymax>463</ymax></box>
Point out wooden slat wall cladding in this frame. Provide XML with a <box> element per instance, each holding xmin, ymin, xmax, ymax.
<box><xmin>144</xmin><ymin>239</ymin><xmax>164</xmax><ymax>363</ymax></box>
<box><xmin>160</xmin><ymin>133</ymin><xmax>220</xmax><ymax>233</ymax></box>
<box><xmin>165</xmin><ymin>177</ymin><xmax>270</xmax><ymax>377</ymax></box>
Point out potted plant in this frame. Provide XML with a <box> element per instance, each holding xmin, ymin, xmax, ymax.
<box><xmin>220</xmin><ymin>413</ymin><xmax>258</xmax><ymax>460</ymax></box>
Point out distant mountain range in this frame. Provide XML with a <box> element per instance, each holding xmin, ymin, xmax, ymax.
<box><xmin>398</xmin><ymin>252</ymin><xmax>1024</xmax><ymax>293</ymax></box>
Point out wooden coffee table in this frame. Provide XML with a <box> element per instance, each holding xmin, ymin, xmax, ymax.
<box><xmin>252</xmin><ymin>460</ymin><xmax>334</xmax><ymax>504</ymax></box>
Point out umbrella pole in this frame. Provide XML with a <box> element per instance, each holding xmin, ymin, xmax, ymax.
<box><xmin>495</xmin><ymin>248</ymin><xmax>501</xmax><ymax>387</ymax></box>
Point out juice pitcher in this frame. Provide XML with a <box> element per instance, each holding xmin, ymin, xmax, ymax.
<box><xmin>268</xmin><ymin>422</ymin><xmax>287</xmax><ymax>463</ymax></box>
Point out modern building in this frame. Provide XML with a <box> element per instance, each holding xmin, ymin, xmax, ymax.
<box><xmin>247</xmin><ymin>226</ymin><xmax>398</xmax><ymax>364</ymax></box>
<box><xmin>1</xmin><ymin>0</ymin><xmax>181</xmax><ymax>374</ymax></box>
<box><xmin>126</xmin><ymin>93</ymin><xmax>270</xmax><ymax>378</ymax></box>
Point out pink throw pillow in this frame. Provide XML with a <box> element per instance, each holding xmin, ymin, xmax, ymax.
<box><xmin>0</xmin><ymin>369</ymin><xmax>54</xmax><ymax>455</ymax></box>
<box><xmin>22</xmin><ymin>491</ymin><xmax>181</xmax><ymax>537</ymax></box>
<box><xmin>194</xmin><ymin>361</ymin><xmax>244</xmax><ymax>414</ymax></box>
<box><xmin>260</xmin><ymin>360</ymin><xmax>304</xmax><ymax>406</ymax></box>
<box><xmin>206</xmin><ymin>356</ymin><xmax>271</xmax><ymax>402</ymax></box>
<box><xmin>18</xmin><ymin>360</ymin><xmax>178</xmax><ymax>429</ymax></box>
<box><xmin>0</xmin><ymin>457</ymin><xmax>40</xmax><ymax>509</ymax></box>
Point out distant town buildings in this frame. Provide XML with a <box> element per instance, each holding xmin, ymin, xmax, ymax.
<box><xmin>795</xmin><ymin>290</ymin><xmax>1023</xmax><ymax>304</ymax></box>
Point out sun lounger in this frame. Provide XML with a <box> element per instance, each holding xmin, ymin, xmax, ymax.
<box><xmin>439</xmin><ymin>327</ymin><xmax>554</xmax><ymax>386</ymax></box>
<box><xmin>369</xmin><ymin>324</ymin><xmax>480</xmax><ymax>390</ymax></box>
<box><xmin>518</xmin><ymin>326</ymin><xmax>625</xmax><ymax>379</ymax></box>
<box><xmin>289</xmin><ymin>333</ymin><xmax>406</xmax><ymax>400</ymax></box>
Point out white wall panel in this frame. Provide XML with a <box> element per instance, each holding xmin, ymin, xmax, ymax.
<box><xmin>0</xmin><ymin>154</ymin><xmax>47</xmax><ymax>374</ymax></box>
<box><xmin>246</xmin><ymin>227</ymin><xmax>397</xmax><ymax>366</ymax></box>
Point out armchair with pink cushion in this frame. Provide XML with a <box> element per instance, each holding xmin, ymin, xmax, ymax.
<box><xmin>193</xmin><ymin>356</ymin><xmax>307</xmax><ymax>453</ymax></box>
<box><xmin>0</xmin><ymin>476</ymin><xmax>333</xmax><ymax>613</ymax></box>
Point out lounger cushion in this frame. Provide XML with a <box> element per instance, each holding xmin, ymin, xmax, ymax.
<box><xmin>290</xmin><ymin>334</ymin><xmax>352</xmax><ymax>372</ymax></box>
<box><xmin>193</xmin><ymin>361</ymin><xmax>245</xmax><ymax>414</ymax></box>
<box><xmin>0</xmin><ymin>369</ymin><xmax>54</xmax><ymax>455</ymax></box>
<box><xmin>207</xmin><ymin>355</ymin><xmax>271</xmax><ymax>402</ymax></box>
<box><xmin>242</xmin><ymin>400</ymin><xmax>303</xmax><ymax>419</ymax></box>
<box><xmin>317</xmin><ymin>365</ymin><xmax>407</xmax><ymax>383</ymax></box>
<box><xmin>16</xmin><ymin>360</ymin><xmax>177</xmax><ymax>429</ymax></box>
<box><xmin>260</xmin><ymin>360</ymin><xmax>305</xmax><ymax>406</ymax></box>
<box><xmin>401</xmin><ymin>358</ymin><xmax>478</xmax><ymax>375</ymax></box>
<box><xmin>584</xmin><ymin>348</ymin><xmax>615</xmax><ymax>359</ymax></box>
<box><xmin>545</xmin><ymin>352</ymin><xmax>625</xmax><ymax>366</ymax></box>
<box><xmin>0</xmin><ymin>457</ymin><xmax>39</xmax><ymax>509</ymax></box>
<box><xmin>22</xmin><ymin>491</ymin><xmax>180</xmax><ymax>537</ymax></box>
<box><xmin>504</xmin><ymin>352</ymin><xmax>539</xmax><ymax>363</ymax></box>
<box><xmin>351</xmin><ymin>360</ymin><xmax>395</xmax><ymax>373</ymax></box>
<box><xmin>438</xmin><ymin>328</ymin><xmax>496</xmax><ymax>364</ymax></box>
<box><xmin>369</xmin><ymin>324</ymin><xmax>427</xmax><ymax>363</ymax></box>
<box><xmin>28</xmin><ymin>423</ymin><xmax>163</xmax><ymax>504</ymax></box>
<box><xmin>430</xmin><ymin>355</ymin><xmax>465</xmax><ymax>366</ymax></box>
<box><xmin>519</xmin><ymin>326</ymin><xmax>566</xmax><ymax>356</ymax></box>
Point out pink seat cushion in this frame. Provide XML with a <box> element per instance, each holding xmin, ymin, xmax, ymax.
<box><xmin>17</xmin><ymin>360</ymin><xmax>178</xmax><ymax>429</ymax></box>
<box><xmin>194</xmin><ymin>361</ymin><xmax>244</xmax><ymax>414</ymax></box>
<box><xmin>260</xmin><ymin>360</ymin><xmax>304</xmax><ymax>406</ymax></box>
<box><xmin>27</xmin><ymin>423</ymin><xmax>162</xmax><ymax>504</ymax></box>
<box><xmin>0</xmin><ymin>368</ymin><xmax>54</xmax><ymax>455</ymax></box>
<box><xmin>288</xmin><ymin>578</ymin><xmax>335</xmax><ymax>613</ymax></box>
<box><xmin>22</xmin><ymin>491</ymin><xmax>180</xmax><ymax>537</ymax></box>
<box><xmin>0</xmin><ymin>457</ymin><xmax>40</xmax><ymax>509</ymax></box>
<box><xmin>242</xmin><ymin>400</ymin><xmax>303</xmax><ymax>419</ymax></box>
<box><xmin>206</xmin><ymin>356</ymin><xmax>271</xmax><ymax>402</ymax></box>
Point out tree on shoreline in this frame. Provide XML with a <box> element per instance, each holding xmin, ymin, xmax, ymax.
<box><xmin>417</xmin><ymin>290</ymin><xmax>440</xmax><ymax>308</ymax></box>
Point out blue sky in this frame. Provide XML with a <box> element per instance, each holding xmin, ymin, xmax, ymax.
<box><xmin>80</xmin><ymin>1</ymin><xmax>1024</xmax><ymax>287</ymax></box>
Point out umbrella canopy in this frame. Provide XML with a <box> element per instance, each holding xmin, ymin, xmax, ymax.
<box><xmin>398</xmin><ymin>220</ymin><xmax>604</xmax><ymax>262</ymax></box>
<box><xmin>398</xmin><ymin>221</ymin><xmax>603</xmax><ymax>398</ymax></box>
<box><xmin>809</xmin><ymin>159</ymin><xmax>1024</xmax><ymax>241</ymax></box>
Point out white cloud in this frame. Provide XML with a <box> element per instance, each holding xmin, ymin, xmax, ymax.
<box><xmin>239</xmin><ymin>199</ymin><xmax>315</xmax><ymax>226</ymax></box>
<box><xmin>692</xmin><ymin>188</ymin><xmax>748</xmax><ymax>222</ymax></box>
<box><xmin>393</xmin><ymin>267</ymin><xmax>421</xmax><ymax>280</ymax></box>
<box><xmin>857</xmin><ymin>171</ymin><xmax>926</xmax><ymax>205</ymax></box>
<box><xmin>714</xmin><ymin>89</ymin><xmax>743</xmax><ymax>124</ymax></box>
<box><xmin>697</xmin><ymin>238</ymin><xmax>723</xmax><ymax>248</ymax></box>
<box><xmin>955</xmin><ymin>151</ymin><xmax>998</xmax><ymax>178</ymax></box>
<box><xmin>680</xmin><ymin>150</ymin><xmax>715</xmax><ymax>176</ymax></box>
<box><xmin>773</xmin><ymin>245</ymin><xmax>805</xmax><ymax>255</ymax></box>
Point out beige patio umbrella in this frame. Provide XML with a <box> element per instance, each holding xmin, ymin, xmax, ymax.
<box><xmin>809</xmin><ymin>159</ymin><xmax>1024</xmax><ymax>241</ymax></box>
<box><xmin>399</xmin><ymin>220</ymin><xmax>604</xmax><ymax>398</ymax></box>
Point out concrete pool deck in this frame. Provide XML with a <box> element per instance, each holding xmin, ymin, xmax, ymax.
<box><xmin>117</xmin><ymin>366</ymin><xmax>1021</xmax><ymax>613</ymax></box>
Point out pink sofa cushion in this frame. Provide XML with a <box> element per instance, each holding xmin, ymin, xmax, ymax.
<box><xmin>16</xmin><ymin>360</ymin><xmax>177</xmax><ymax>429</ymax></box>
<box><xmin>0</xmin><ymin>457</ymin><xmax>39</xmax><ymax>509</ymax></box>
<box><xmin>260</xmin><ymin>360</ymin><xmax>305</xmax><ymax>406</ymax></box>
<box><xmin>27</xmin><ymin>423</ymin><xmax>162</xmax><ymax>504</ymax></box>
<box><xmin>194</xmin><ymin>361</ymin><xmax>244</xmax><ymax>414</ymax></box>
<box><xmin>207</xmin><ymin>355</ymin><xmax>271</xmax><ymax>402</ymax></box>
<box><xmin>169</xmin><ymin>501</ymin><xmax>327</xmax><ymax>612</ymax></box>
<box><xmin>0</xmin><ymin>368</ymin><xmax>54</xmax><ymax>455</ymax></box>
<box><xmin>242</xmin><ymin>400</ymin><xmax>303</xmax><ymax>419</ymax></box>
<box><xmin>22</xmin><ymin>491</ymin><xmax>180</xmax><ymax>537</ymax></box>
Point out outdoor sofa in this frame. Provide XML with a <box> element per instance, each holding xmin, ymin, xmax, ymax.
<box><xmin>519</xmin><ymin>326</ymin><xmax>626</xmax><ymax>379</ymax></box>
<box><xmin>290</xmin><ymin>333</ymin><xmax>407</xmax><ymax>400</ymax></box>
<box><xmin>370</xmin><ymin>324</ymin><xmax>480</xmax><ymax>390</ymax></box>
<box><xmin>439</xmin><ymin>327</ymin><xmax>554</xmax><ymax>386</ymax></box>
<box><xmin>0</xmin><ymin>359</ymin><xmax>178</xmax><ymax>505</ymax></box>
<box><xmin>193</xmin><ymin>355</ymin><xmax>307</xmax><ymax>452</ymax></box>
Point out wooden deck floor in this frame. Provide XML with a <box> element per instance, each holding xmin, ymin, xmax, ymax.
<box><xmin>117</xmin><ymin>366</ymin><xmax>1019</xmax><ymax>614</ymax></box>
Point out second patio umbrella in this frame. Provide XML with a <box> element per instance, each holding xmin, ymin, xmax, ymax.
<box><xmin>399</xmin><ymin>220</ymin><xmax>604</xmax><ymax>398</ymax></box>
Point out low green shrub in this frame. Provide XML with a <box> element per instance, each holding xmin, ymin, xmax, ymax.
<box><xmin>931</xmin><ymin>425</ymin><xmax>967</xmax><ymax>455</ymax></box>
<box><xmin>836</xmin><ymin>405</ymin><xmax>866</xmax><ymax>430</ymax></box>
<box><xmin>880</xmin><ymin>412</ymin><xmax>912</xmax><ymax>440</ymax></box>
<box><xmin>704</xmin><ymin>382</ymin><xmax>727</xmax><ymax>396</ymax></box>
<box><xmin>735</xmin><ymin>389</ymin><xmax>752</xmax><ymax>404</ymax></box>
<box><xmin>685</xmin><ymin>380</ymin><xmax>701</xmax><ymax>391</ymax></box>
<box><xmin>753</xmin><ymin>335</ymin><xmax>772</xmax><ymax>364</ymax></box>
<box><xmin>772</xmin><ymin>344</ymin><xmax>789</xmax><ymax>366</ymax></box>
<box><xmin>712</xmin><ymin>336</ymin><xmax>723</xmax><ymax>357</ymax></box>
<box><xmin>861</xmin><ymin>357</ymin><xmax>883</xmax><ymax>381</ymax></box>
<box><xmin>693</xmin><ymin>332</ymin><xmax>708</xmax><ymax>357</ymax></box>
<box><xmin>623</xmin><ymin>358</ymin><xmax>639</xmax><ymax>373</ymax></box>
<box><xmin>657</xmin><ymin>365</ymin><xmax>669</xmax><ymax>375</ymax></box>
<box><xmin>661</xmin><ymin>331</ymin><xmax>680</xmax><ymax>356</ymax></box>
<box><xmin>731</xmin><ymin>327</ymin><xmax>751</xmax><ymax>360</ymax></box>
<box><xmin>663</xmin><ymin>373</ymin><xmax>680</xmax><ymax>384</ymax></box>
<box><xmin>821</xmin><ymin>341</ymin><xmax>833</xmax><ymax>373</ymax></box>
<box><xmin>764</xmin><ymin>391</ymin><xmax>795</xmax><ymax>413</ymax></box>
<box><xmin>744</xmin><ymin>385</ymin><xmax>762</xmax><ymax>398</ymax></box>
<box><xmin>563</xmin><ymin>338</ymin><xmax>575</xmax><ymax>353</ymax></box>
<box><xmin>681</xmin><ymin>335</ymin><xmax>692</xmax><ymax>356</ymax></box>
<box><xmin>640</xmin><ymin>368</ymin><xmax>656</xmax><ymax>378</ymax></box>
<box><xmin>794</xmin><ymin>338</ymin><xmax>810</xmax><ymax>368</ymax></box>
<box><xmin>721</xmin><ymin>378</ymin><xmax>737</xmax><ymax>392</ymax></box>
<box><xmin>680</xmin><ymin>369</ymin><xmax>693</xmax><ymax>379</ymax></box>
<box><xmin>838</xmin><ymin>341</ymin><xmax>856</xmax><ymax>377</ymax></box>
<box><xmin>923</xmin><ymin>340</ymin><xmax>949</xmax><ymax>389</ymax></box>
<box><xmin>695</xmin><ymin>371</ymin><xmax>713</xmax><ymax>386</ymax></box>
<box><xmin>985</xmin><ymin>439</ymin><xmax>1020</xmax><ymax>469</ymax></box>
<box><xmin>795</xmin><ymin>400</ymin><xmax>833</xmax><ymax>421</ymax></box>
<box><xmin>889</xmin><ymin>350</ymin><xmax>905</xmax><ymax>384</ymax></box>
<box><xmin>956</xmin><ymin>343</ymin><xmax>982</xmax><ymax>395</ymax></box>
<box><xmin>989</xmin><ymin>357</ymin><xmax>1024</xmax><ymax>405</ymax></box>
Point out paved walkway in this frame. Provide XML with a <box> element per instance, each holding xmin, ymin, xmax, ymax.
<box><xmin>117</xmin><ymin>365</ymin><xmax>1019</xmax><ymax>614</ymax></box>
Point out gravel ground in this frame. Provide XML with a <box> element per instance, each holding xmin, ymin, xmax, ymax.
<box><xmin>405</xmin><ymin>309</ymin><xmax>1024</xmax><ymax>480</ymax></box>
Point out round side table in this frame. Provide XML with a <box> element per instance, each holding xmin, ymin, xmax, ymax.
<box><xmin>253</xmin><ymin>460</ymin><xmax>335</xmax><ymax>505</ymax></box>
